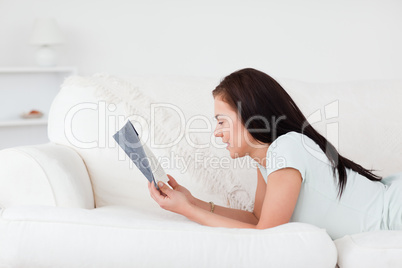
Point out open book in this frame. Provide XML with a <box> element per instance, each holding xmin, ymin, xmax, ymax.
<box><xmin>113</xmin><ymin>120</ymin><xmax>169</xmax><ymax>190</ymax></box>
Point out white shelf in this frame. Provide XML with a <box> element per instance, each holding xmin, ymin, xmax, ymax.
<box><xmin>0</xmin><ymin>66</ymin><xmax>77</xmax><ymax>74</ymax></box>
<box><xmin>0</xmin><ymin>66</ymin><xmax>76</xmax><ymax>149</ymax></box>
<box><xmin>0</xmin><ymin>118</ymin><xmax>48</xmax><ymax>127</ymax></box>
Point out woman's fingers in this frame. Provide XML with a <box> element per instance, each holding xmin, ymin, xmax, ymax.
<box><xmin>158</xmin><ymin>181</ymin><xmax>173</xmax><ymax>196</ymax></box>
<box><xmin>148</xmin><ymin>181</ymin><xmax>156</xmax><ymax>200</ymax></box>
<box><xmin>148</xmin><ymin>181</ymin><xmax>162</xmax><ymax>202</ymax></box>
<box><xmin>167</xmin><ymin>174</ymin><xmax>179</xmax><ymax>189</ymax></box>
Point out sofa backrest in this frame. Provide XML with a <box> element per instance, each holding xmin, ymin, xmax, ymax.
<box><xmin>278</xmin><ymin>78</ymin><xmax>402</xmax><ymax>177</ymax></box>
<box><xmin>48</xmin><ymin>74</ymin><xmax>402</xmax><ymax>208</ymax></box>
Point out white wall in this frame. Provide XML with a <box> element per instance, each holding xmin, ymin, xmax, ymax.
<box><xmin>0</xmin><ymin>0</ymin><xmax>401</xmax><ymax>82</ymax></box>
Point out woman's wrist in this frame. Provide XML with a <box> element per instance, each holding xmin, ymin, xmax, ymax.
<box><xmin>181</xmin><ymin>200</ymin><xmax>196</xmax><ymax>217</ymax></box>
<box><xmin>189</xmin><ymin>196</ymin><xmax>198</xmax><ymax>206</ymax></box>
<box><xmin>192</xmin><ymin>197</ymin><xmax>214</xmax><ymax>211</ymax></box>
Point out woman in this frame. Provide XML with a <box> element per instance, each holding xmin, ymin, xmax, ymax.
<box><xmin>148</xmin><ymin>68</ymin><xmax>402</xmax><ymax>240</ymax></box>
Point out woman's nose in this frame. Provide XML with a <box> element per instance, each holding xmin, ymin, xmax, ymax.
<box><xmin>214</xmin><ymin>128</ymin><xmax>223</xmax><ymax>137</ymax></box>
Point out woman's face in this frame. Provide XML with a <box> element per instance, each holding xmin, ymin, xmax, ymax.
<box><xmin>213</xmin><ymin>96</ymin><xmax>255</xmax><ymax>158</ymax></box>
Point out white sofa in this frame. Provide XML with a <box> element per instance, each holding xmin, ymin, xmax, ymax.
<box><xmin>0</xmin><ymin>73</ymin><xmax>401</xmax><ymax>267</ymax></box>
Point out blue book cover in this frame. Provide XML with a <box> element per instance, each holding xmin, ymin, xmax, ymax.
<box><xmin>113</xmin><ymin>120</ymin><xmax>167</xmax><ymax>190</ymax></box>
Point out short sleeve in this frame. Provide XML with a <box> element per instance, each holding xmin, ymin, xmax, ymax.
<box><xmin>265</xmin><ymin>132</ymin><xmax>308</xmax><ymax>182</ymax></box>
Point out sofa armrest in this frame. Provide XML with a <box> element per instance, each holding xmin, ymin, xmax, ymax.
<box><xmin>0</xmin><ymin>143</ymin><xmax>94</xmax><ymax>209</ymax></box>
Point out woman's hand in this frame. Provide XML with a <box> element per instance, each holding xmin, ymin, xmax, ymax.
<box><xmin>165</xmin><ymin>175</ymin><xmax>196</xmax><ymax>205</ymax></box>
<box><xmin>148</xmin><ymin>174</ymin><xmax>193</xmax><ymax>215</ymax></box>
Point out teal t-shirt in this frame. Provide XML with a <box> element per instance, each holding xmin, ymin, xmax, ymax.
<box><xmin>257</xmin><ymin>131</ymin><xmax>400</xmax><ymax>240</ymax></box>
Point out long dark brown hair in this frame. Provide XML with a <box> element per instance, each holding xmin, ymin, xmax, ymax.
<box><xmin>212</xmin><ymin>68</ymin><xmax>381</xmax><ymax>199</ymax></box>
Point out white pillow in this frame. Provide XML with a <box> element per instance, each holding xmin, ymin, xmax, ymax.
<box><xmin>48</xmin><ymin>74</ymin><xmax>256</xmax><ymax>210</ymax></box>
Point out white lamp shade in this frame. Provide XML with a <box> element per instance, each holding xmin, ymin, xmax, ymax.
<box><xmin>30</xmin><ymin>18</ymin><xmax>64</xmax><ymax>45</ymax></box>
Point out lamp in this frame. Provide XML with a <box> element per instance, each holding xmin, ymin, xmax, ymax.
<box><xmin>30</xmin><ymin>18</ymin><xmax>64</xmax><ymax>67</ymax></box>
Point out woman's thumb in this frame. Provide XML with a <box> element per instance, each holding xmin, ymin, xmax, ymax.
<box><xmin>158</xmin><ymin>181</ymin><xmax>172</xmax><ymax>194</ymax></box>
<box><xmin>167</xmin><ymin>174</ymin><xmax>179</xmax><ymax>189</ymax></box>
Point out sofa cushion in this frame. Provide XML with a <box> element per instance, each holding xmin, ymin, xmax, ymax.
<box><xmin>0</xmin><ymin>205</ymin><xmax>337</xmax><ymax>268</ymax></box>
<box><xmin>335</xmin><ymin>231</ymin><xmax>402</xmax><ymax>267</ymax></box>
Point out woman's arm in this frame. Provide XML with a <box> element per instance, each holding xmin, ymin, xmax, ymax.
<box><xmin>185</xmin><ymin>168</ymin><xmax>301</xmax><ymax>229</ymax></box>
<box><xmin>149</xmin><ymin>181</ymin><xmax>256</xmax><ymax>228</ymax></box>
<box><xmin>189</xmin><ymin>168</ymin><xmax>266</xmax><ymax>225</ymax></box>
<box><xmin>149</xmin><ymin>167</ymin><xmax>302</xmax><ymax>229</ymax></box>
<box><xmin>256</xmin><ymin>168</ymin><xmax>302</xmax><ymax>228</ymax></box>
<box><xmin>191</xmin><ymin>197</ymin><xmax>258</xmax><ymax>225</ymax></box>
